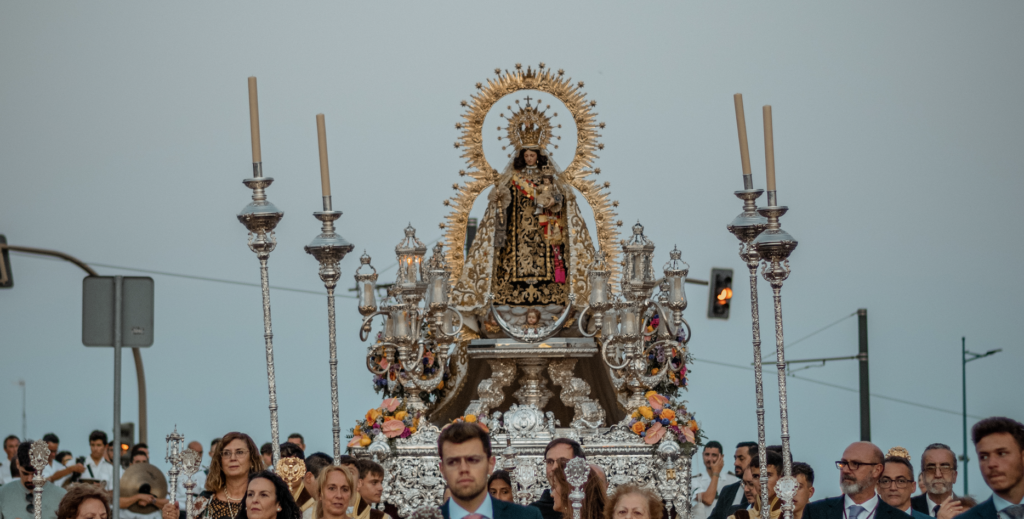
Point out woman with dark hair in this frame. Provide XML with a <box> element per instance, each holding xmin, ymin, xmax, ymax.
<box><xmin>235</xmin><ymin>471</ymin><xmax>301</xmax><ymax>519</ymax></box>
<box><xmin>511</xmin><ymin>148</ymin><xmax>550</xmax><ymax>171</ymax></box>
<box><xmin>57</xmin><ymin>484</ymin><xmax>111</xmax><ymax>519</ymax></box>
<box><xmin>487</xmin><ymin>470</ymin><xmax>514</xmax><ymax>502</ymax></box>
<box><xmin>161</xmin><ymin>432</ymin><xmax>263</xmax><ymax>519</ymax></box>
<box><xmin>551</xmin><ymin>465</ymin><xmax>605</xmax><ymax>519</ymax></box>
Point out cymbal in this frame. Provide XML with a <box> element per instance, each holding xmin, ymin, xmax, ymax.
<box><xmin>120</xmin><ymin>462</ymin><xmax>168</xmax><ymax>515</ymax></box>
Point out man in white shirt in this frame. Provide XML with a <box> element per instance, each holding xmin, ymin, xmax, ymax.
<box><xmin>693</xmin><ymin>441</ymin><xmax>740</xmax><ymax>519</ymax></box>
<box><xmin>41</xmin><ymin>433</ymin><xmax>83</xmax><ymax>487</ymax></box>
<box><xmin>0</xmin><ymin>435</ymin><xmax>18</xmax><ymax>486</ymax></box>
<box><xmin>120</xmin><ymin>445</ymin><xmax>169</xmax><ymax>519</ymax></box>
<box><xmin>82</xmin><ymin>430</ymin><xmax>114</xmax><ymax>491</ymax></box>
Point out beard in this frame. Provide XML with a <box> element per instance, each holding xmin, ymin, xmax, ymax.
<box><xmin>840</xmin><ymin>478</ymin><xmax>866</xmax><ymax>495</ymax></box>
<box><xmin>451</xmin><ymin>479</ymin><xmax>487</xmax><ymax>502</ymax></box>
<box><xmin>926</xmin><ymin>480</ymin><xmax>950</xmax><ymax>494</ymax></box>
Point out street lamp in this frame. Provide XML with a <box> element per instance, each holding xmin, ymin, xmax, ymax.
<box><xmin>961</xmin><ymin>336</ymin><xmax>1001</xmax><ymax>495</ymax></box>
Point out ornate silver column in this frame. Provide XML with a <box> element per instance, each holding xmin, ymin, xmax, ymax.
<box><xmin>179</xmin><ymin>449</ymin><xmax>202</xmax><ymax>519</ymax></box>
<box><xmin>165</xmin><ymin>427</ymin><xmax>184</xmax><ymax>505</ymax></box>
<box><xmin>305</xmin><ymin>195</ymin><xmax>354</xmax><ymax>462</ymax></box>
<box><xmin>237</xmin><ymin>152</ymin><xmax>285</xmax><ymax>467</ymax></box>
<box><xmin>29</xmin><ymin>440</ymin><xmax>48</xmax><ymax>519</ymax></box>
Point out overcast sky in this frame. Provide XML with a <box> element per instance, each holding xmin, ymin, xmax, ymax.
<box><xmin>2</xmin><ymin>1</ymin><xmax>1022</xmax><ymax>500</ymax></box>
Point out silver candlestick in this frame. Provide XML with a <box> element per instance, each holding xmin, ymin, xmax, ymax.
<box><xmin>304</xmin><ymin>195</ymin><xmax>354</xmax><ymax>463</ymax></box>
<box><xmin>29</xmin><ymin>440</ymin><xmax>48</xmax><ymax>519</ymax></box>
<box><xmin>753</xmin><ymin>189</ymin><xmax>798</xmax><ymax>519</ymax></box>
<box><xmin>237</xmin><ymin>159</ymin><xmax>285</xmax><ymax>467</ymax></box>
<box><xmin>726</xmin><ymin>188</ymin><xmax>771</xmax><ymax>519</ymax></box>
<box><xmin>165</xmin><ymin>426</ymin><xmax>185</xmax><ymax>506</ymax></box>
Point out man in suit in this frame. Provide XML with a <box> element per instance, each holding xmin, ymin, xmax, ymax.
<box><xmin>910</xmin><ymin>444</ymin><xmax>959</xmax><ymax>517</ymax></box>
<box><xmin>729</xmin><ymin>450</ymin><xmax>783</xmax><ymax>519</ymax></box>
<box><xmin>803</xmin><ymin>442</ymin><xmax>906</xmax><ymax>519</ymax></box>
<box><xmin>877</xmin><ymin>450</ymin><xmax>930</xmax><ymax>519</ymax></box>
<box><xmin>709</xmin><ymin>442</ymin><xmax>759</xmax><ymax>519</ymax></box>
<box><xmin>953</xmin><ymin>417</ymin><xmax>1024</xmax><ymax>519</ymax></box>
<box><xmin>438</xmin><ymin>422</ymin><xmax>542</xmax><ymax>519</ymax></box>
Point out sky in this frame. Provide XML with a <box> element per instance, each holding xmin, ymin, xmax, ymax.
<box><xmin>1</xmin><ymin>0</ymin><xmax>1022</xmax><ymax>501</ymax></box>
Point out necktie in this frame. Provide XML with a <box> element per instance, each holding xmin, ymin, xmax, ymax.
<box><xmin>849</xmin><ymin>505</ymin><xmax>867</xmax><ymax>519</ymax></box>
<box><xmin>465</xmin><ymin>514</ymin><xmax>485</xmax><ymax>519</ymax></box>
<box><xmin>933</xmin><ymin>505</ymin><xmax>941</xmax><ymax>517</ymax></box>
<box><xmin>1001</xmin><ymin>505</ymin><xmax>1024</xmax><ymax>519</ymax></box>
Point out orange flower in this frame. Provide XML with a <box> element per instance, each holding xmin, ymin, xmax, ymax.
<box><xmin>437</xmin><ymin>381</ymin><xmax>445</xmax><ymax>390</ymax></box>
<box><xmin>465</xmin><ymin>414</ymin><xmax>477</xmax><ymax>423</ymax></box>
<box><xmin>670</xmin><ymin>420</ymin><xmax>678</xmax><ymax>426</ymax></box>
<box><xmin>661</xmin><ymin>409</ymin><xmax>676</xmax><ymax>421</ymax></box>
<box><xmin>365</xmin><ymin>408</ymin><xmax>382</xmax><ymax>423</ymax></box>
<box><xmin>638</xmin><ymin>406</ymin><xmax>654</xmax><ymax>420</ymax></box>
<box><xmin>394</xmin><ymin>411</ymin><xmax>408</xmax><ymax>421</ymax></box>
<box><xmin>688</xmin><ymin>420</ymin><xmax>699</xmax><ymax>431</ymax></box>
<box><xmin>651</xmin><ymin>368</ymin><xmax>659</xmax><ymax>375</ymax></box>
<box><xmin>631</xmin><ymin>422</ymin><xmax>646</xmax><ymax>434</ymax></box>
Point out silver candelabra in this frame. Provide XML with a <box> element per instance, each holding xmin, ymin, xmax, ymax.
<box><xmin>578</xmin><ymin>223</ymin><xmax>691</xmax><ymax>412</ymax></box>
<box><xmin>305</xmin><ymin>195</ymin><xmax>354</xmax><ymax>462</ymax></box>
<box><xmin>237</xmin><ymin>153</ymin><xmax>285</xmax><ymax>467</ymax></box>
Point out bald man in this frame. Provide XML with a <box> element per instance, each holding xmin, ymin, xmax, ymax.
<box><xmin>804</xmin><ymin>442</ymin><xmax>905</xmax><ymax>519</ymax></box>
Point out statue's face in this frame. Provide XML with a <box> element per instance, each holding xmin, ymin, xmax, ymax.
<box><xmin>524</xmin><ymin>150</ymin><xmax>538</xmax><ymax>166</ymax></box>
<box><xmin>527</xmin><ymin>312</ymin><xmax>539</xmax><ymax>325</ymax></box>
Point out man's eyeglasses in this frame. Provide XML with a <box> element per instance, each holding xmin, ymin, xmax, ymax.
<box><xmin>835</xmin><ymin>460</ymin><xmax>880</xmax><ymax>471</ymax></box>
<box><xmin>923</xmin><ymin>464</ymin><xmax>954</xmax><ymax>475</ymax></box>
<box><xmin>221</xmin><ymin>449</ymin><xmax>249</xmax><ymax>460</ymax></box>
<box><xmin>544</xmin><ymin>457</ymin><xmax>570</xmax><ymax>468</ymax></box>
<box><xmin>879</xmin><ymin>477</ymin><xmax>914</xmax><ymax>488</ymax></box>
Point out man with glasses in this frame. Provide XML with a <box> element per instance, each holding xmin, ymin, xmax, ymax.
<box><xmin>527</xmin><ymin>439</ymin><xmax>607</xmax><ymax>519</ymax></box>
<box><xmin>878</xmin><ymin>449</ymin><xmax>930</xmax><ymax>519</ymax></box>
<box><xmin>0</xmin><ymin>441</ymin><xmax>67</xmax><ymax>519</ymax></box>
<box><xmin>804</xmin><ymin>442</ymin><xmax>904</xmax><ymax>519</ymax></box>
<box><xmin>436</xmin><ymin>422</ymin><xmax>541</xmax><ymax>519</ymax></box>
<box><xmin>910</xmin><ymin>444</ymin><xmax>958</xmax><ymax>518</ymax></box>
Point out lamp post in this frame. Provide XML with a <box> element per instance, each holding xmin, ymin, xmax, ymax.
<box><xmin>961</xmin><ymin>336</ymin><xmax>1001</xmax><ymax>495</ymax></box>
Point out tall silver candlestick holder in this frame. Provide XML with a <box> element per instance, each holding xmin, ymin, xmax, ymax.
<box><xmin>165</xmin><ymin>426</ymin><xmax>185</xmax><ymax>506</ymax></box>
<box><xmin>29</xmin><ymin>440</ymin><xmax>49</xmax><ymax>519</ymax></box>
<box><xmin>237</xmin><ymin>162</ymin><xmax>285</xmax><ymax>466</ymax></box>
<box><xmin>726</xmin><ymin>187</ymin><xmax>771</xmax><ymax>519</ymax></box>
<box><xmin>304</xmin><ymin>195</ymin><xmax>354</xmax><ymax>462</ymax></box>
<box><xmin>752</xmin><ymin>189</ymin><xmax>799</xmax><ymax>519</ymax></box>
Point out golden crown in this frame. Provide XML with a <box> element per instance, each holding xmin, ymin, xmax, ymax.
<box><xmin>498</xmin><ymin>96</ymin><xmax>561</xmax><ymax>156</ymax></box>
<box><xmin>887</xmin><ymin>447</ymin><xmax>911</xmax><ymax>460</ymax></box>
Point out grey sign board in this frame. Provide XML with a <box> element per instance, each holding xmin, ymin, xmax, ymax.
<box><xmin>82</xmin><ymin>276</ymin><xmax>154</xmax><ymax>347</ymax></box>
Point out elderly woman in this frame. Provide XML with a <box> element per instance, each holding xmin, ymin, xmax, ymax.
<box><xmin>551</xmin><ymin>465</ymin><xmax>605</xmax><ymax>519</ymax></box>
<box><xmin>162</xmin><ymin>432</ymin><xmax>263</xmax><ymax>519</ymax></box>
<box><xmin>57</xmin><ymin>484</ymin><xmax>111</xmax><ymax>519</ymax></box>
<box><xmin>315</xmin><ymin>465</ymin><xmax>359</xmax><ymax>519</ymax></box>
<box><xmin>235</xmin><ymin>471</ymin><xmax>301</xmax><ymax>519</ymax></box>
<box><xmin>604</xmin><ymin>485</ymin><xmax>663</xmax><ymax>519</ymax></box>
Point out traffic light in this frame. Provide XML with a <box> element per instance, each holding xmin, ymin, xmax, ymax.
<box><xmin>0</xmin><ymin>235</ymin><xmax>12</xmax><ymax>288</ymax></box>
<box><xmin>707</xmin><ymin>268</ymin><xmax>733</xmax><ymax>319</ymax></box>
<box><xmin>119</xmin><ymin>422</ymin><xmax>134</xmax><ymax>467</ymax></box>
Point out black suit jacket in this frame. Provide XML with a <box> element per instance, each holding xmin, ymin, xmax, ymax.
<box><xmin>804</xmin><ymin>496</ymin><xmax>907</xmax><ymax>519</ymax></box>
<box><xmin>441</xmin><ymin>497</ymin><xmax>545</xmax><ymax>519</ymax></box>
<box><xmin>952</xmin><ymin>497</ymin><xmax>996</xmax><ymax>519</ymax></box>
<box><xmin>910</xmin><ymin>495</ymin><xmax>931</xmax><ymax>516</ymax></box>
<box><xmin>529</xmin><ymin>490</ymin><xmax>561</xmax><ymax>519</ymax></box>
<box><xmin>709</xmin><ymin>481</ymin><xmax>748</xmax><ymax>519</ymax></box>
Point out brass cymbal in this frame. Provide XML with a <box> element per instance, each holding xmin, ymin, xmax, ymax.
<box><xmin>120</xmin><ymin>462</ymin><xmax>168</xmax><ymax>515</ymax></box>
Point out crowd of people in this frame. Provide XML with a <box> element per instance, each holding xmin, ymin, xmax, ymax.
<box><xmin>0</xmin><ymin>416</ymin><xmax>1020</xmax><ymax>519</ymax></box>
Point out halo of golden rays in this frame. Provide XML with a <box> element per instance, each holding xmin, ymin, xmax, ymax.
<box><xmin>443</xmin><ymin>64</ymin><xmax>620</xmax><ymax>284</ymax></box>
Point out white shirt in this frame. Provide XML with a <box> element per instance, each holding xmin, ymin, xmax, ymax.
<box><xmin>447</xmin><ymin>493</ymin><xmax>494</xmax><ymax>519</ymax></box>
<box><xmin>0</xmin><ymin>458</ymin><xmax>13</xmax><ymax>486</ymax></box>
<box><xmin>83</xmin><ymin>457</ymin><xmax>114</xmax><ymax>491</ymax></box>
<box><xmin>926</xmin><ymin>495</ymin><xmax>954</xmax><ymax>517</ymax></box>
<box><xmin>691</xmin><ymin>472</ymin><xmax>741</xmax><ymax>519</ymax></box>
<box><xmin>844</xmin><ymin>493</ymin><xmax>880</xmax><ymax>519</ymax></box>
<box><xmin>42</xmin><ymin>459</ymin><xmax>70</xmax><ymax>487</ymax></box>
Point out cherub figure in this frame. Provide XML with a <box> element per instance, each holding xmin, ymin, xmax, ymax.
<box><xmin>523</xmin><ymin>308</ymin><xmax>543</xmax><ymax>332</ymax></box>
<box><xmin>533</xmin><ymin>174</ymin><xmax>562</xmax><ymax>215</ymax></box>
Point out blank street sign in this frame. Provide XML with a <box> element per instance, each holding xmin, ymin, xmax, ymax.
<box><xmin>82</xmin><ymin>276</ymin><xmax>154</xmax><ymax>347</ymax></box>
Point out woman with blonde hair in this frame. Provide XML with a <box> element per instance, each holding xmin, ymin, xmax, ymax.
<box><xmin>314</xmin><ymin>465</ymin><xmax>359</xmax><ymax>519</ymax></box>
<box><xmin>161</xmin><ymin>432</ymin><xmax>263</xmax><ymax>519</ymax></box>
<box><xmin>604</xmin><ymin>485</ymin><xmax>663</xmax><ymax>519</ymax></box>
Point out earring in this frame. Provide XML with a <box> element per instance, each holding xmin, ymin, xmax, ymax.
<box><xmin>277</xmin><ymin>508</ymin><xmax>281</xmax><ymax>512</ymax></box>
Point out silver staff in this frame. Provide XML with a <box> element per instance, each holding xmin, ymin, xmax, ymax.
<box><xmin>727</xmin><ymin>93</ymin><xmax>771</xmax><ymax>519</ymax></box>
<box><xmin>165</xmin><ymin>427</ymin><xmax>185</xmax><ymax>506</ymax></box>
<box><xmin>565</xmin><ymin>457</ymin><xmax>590</xmax><ymax>519</ymax></box>
<box><xmin>238</xmin><ymin>76</ymin><xmax>285</xmax><ymax>466</ymax></box>
<box><xmin>305</xmin><ymin>113</ymin><xmax>354</xmax><ymax>462</ymax></box>
<box><xmin>752</xmin><ymin>105</ymin><xmax>799</xmax><ymax>519</ymax></box>
<box><xmin>180</xmin><ymin>449</ymin><xmax>202</xmax><ymax>519</ymax></box>
<box><xmin>29</xmin><ymin>440</ymin><xmax>48</xmax><ymax>519</ymax></box>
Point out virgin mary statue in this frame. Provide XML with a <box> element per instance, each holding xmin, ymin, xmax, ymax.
<box><xmin>451</xmin><ymin>100</ymin><xmax>597</xmax><ymax>319</ymax></box>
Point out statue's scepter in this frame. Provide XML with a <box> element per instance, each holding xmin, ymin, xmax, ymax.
<box><xmin>727</xmin><ymin>94</ymin><xmax>771</xmax><ymax>519</ymax></box>
<box><xmin>237</xmin><ymin>76</ymin><xmax>285</xmax><ymax>467</ymax></box>
<box><xmin>304</xmin><ymin>113</ymin><xmax>354</xmax><ymax>462</ymax></box>
<box><xmin>29</xmin><ymin>440</ymin><xmax>49</xmax><ymax>519</ymax></box>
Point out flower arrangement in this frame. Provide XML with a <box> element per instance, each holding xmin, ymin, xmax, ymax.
<box><xmin>370</xmin><ymin>333</ymin><xmax>452</xmax><ymax>403</ymax></box>
<box><xmin>627</xmin><ymin>391</ymin><xmax>703</xmax><ymax>448</ymax></box>
<box><xmin>643</xmin><ymin>313</ymin><xmax>693</xmax><ymax>397</ymax></box>
<box><xmin>346</xmin><ymin>398</ymin><xmax>421</xmax><ymax>450</ymax></box>
<box><xmin>446</xmin><ymin>414</ymin><xmax>489</xmax><ymax>433</ymax></box>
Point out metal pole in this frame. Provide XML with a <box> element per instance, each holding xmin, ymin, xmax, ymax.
<box><xmin>112</xmin><ymin>275</ymin><xmax>122</xmax><ymax>519</ymax></box>
<box><xmin>20</xmin><ymin>380</ymin><xmax>26</xmax><ymax>440</ymax></box>
<box><xmin>962</xmin><ymin>336</ymin><xmax>968</xmax><ymax>496</ymax></box>
<box><xmin>858</xmin><ymin>309</ymin><xmax>870</xmax><ymax>441</ymax></box>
